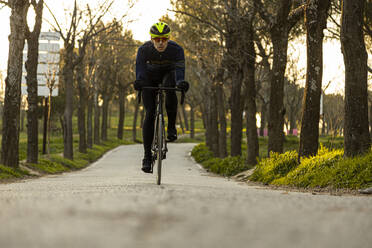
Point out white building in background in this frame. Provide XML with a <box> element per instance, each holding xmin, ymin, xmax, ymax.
<box><xmin>22</xmin><ymin>31</ymin><xmax>61</xmax><ymax>97</ymax></box>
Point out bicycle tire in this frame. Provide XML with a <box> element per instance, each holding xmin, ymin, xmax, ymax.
<box><xmin>156</xmin><ymin>114</ymin><xmax>163</xmax><ymax>185</ymax></box>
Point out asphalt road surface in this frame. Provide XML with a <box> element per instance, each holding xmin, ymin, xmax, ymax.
<box><xmin>0</xmin><ymin>143</ymin><xmax>371</xmax><ymax>248</ymax></box>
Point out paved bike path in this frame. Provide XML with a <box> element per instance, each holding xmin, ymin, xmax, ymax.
<box><xmin>0</xmin><ymin>143</ymin><xmax>371</xmax><ymax>248</ymax></box>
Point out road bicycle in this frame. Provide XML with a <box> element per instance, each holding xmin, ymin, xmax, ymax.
<box><xmin>138</xmin><ymin>85</ymin><xmax>185</xmax><ymax>185</ymax></box>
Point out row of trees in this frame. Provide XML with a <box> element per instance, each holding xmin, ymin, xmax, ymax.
<box><xmin>0</xmin><ymin>0</ymin><xmax>138</xmax><ymax>168</ymax></box>
<box><xmin>168</xmin><ymin>0</ymin><xmax>371</xmax><ymax>163</ymax></box>
<box><xmin>0</xmin><ymin>0</ymin><xmax>370</xmax><ymax>169</ymax></box>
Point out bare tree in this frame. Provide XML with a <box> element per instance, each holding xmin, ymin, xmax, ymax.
<box><xmin>341</xmin><ymin>0</ymin><xmax>371</xmax><ymax>156</ymax></box>
<box><xmin>171</xmin><ymin>0</ymin><xmax>258</xmax><ymax>158</ymax></box>
<box><xmin>1</xmin><ymin>0</ymin><xmax>29</xmax><ymax>167</ymax></box>
<box><xmin>243</xmin><ymin>13</ymin><xmax>259</xmax><ymax>165</ymax></box>
<box><xmin>44</xmin><ymin>61</ymin><xmax>59</xmax><ymax>155</ymax></box>
<box><xmin>298</xmin><ymin>0</ymin><xmax>331</xmax><ymax>158</ymax></box>
<box><xmin>254</xmin><ymin>0</ymin><xmax>305</xmax><ymax>155</ymax></box>
<box><xmin>25</xmin><ymin>0</ymin><xmax>43</xmax><ymax>163</ymax></box>
<box><xmin>323</xmin><ymin>93</ymin><xmax>344</xmax><ymax>136</ymax></box>
<box><xmin>46</xmin><ymin>0</ymin><xmax>119</xmax><ymax>157</ymax></box>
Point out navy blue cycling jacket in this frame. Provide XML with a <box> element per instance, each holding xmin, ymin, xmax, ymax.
<box><xmin>135</xmin><ymin>40</ymin><xmax>185</xmax><ymax>84</ymax></box>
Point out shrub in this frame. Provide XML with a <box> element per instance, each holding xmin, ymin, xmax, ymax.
<box><xmin>327</xmin><ymin>152</ymin><xmax>372</xmax><ymax>189</ymax></box>
<box><xmin>252</xmin><ymin>145</ymin><xmax>372</xmax><ymax>190</ymax></box>
<box><xmin>274</xmin><ymin>146</ymin><xmax>343</xmax><ymax>187</ymax></box>
<box><xmin>28</xmin><ymin>159</ymin><xmax>69</xmax><ymax>174</ymax></box>
<box><xmin>220</xmin><ymin>156</ymin><xmax>249</xmax><ymax>177</ymax></box>
<box><xmin>0</xmin><ymin>165</ymin><xmax>29</xmax><ymax>179</ymax></box>
<box><xmin>250</xmin><ymin>150</ymin><xmax>298</xmax><ymax>184</ymax></box>
<box><xmin>191</xmin><ymin>144</ymin><xmax>250</xmax><ymax>177</ymax></box>
<box><xmin>191</xmin><ymin>143</ymin><xmax>214</xmax><ymax>163</ymax></box>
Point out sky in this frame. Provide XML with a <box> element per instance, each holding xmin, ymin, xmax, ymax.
<box><xmin>0</xmin><ymin>0</ymin><xmax>370</xmax><ymax>94</ymax></box>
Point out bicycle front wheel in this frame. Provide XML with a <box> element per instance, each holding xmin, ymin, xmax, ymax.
<box><xmin>156</xmin><ymin>114</ymin><xmax>163</xmax><ymax>185</ymax></box>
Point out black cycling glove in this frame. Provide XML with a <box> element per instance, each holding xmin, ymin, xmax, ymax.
<box><xmin>176</xmin><ymin>80</ymin><xmax>189</xmax><ymax>92</ymax></box>
<box><xmin>134</xmin><ymin>80</ymin><xmax>145</xmax><ymax>91</ymax></box>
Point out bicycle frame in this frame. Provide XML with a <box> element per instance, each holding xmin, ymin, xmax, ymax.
<box><xmin>139</xmin><ymin>85</ymin><xmax>184</xmax><ymax>185</ymax></box>
<box><xmin>152</xmin><ymin>87</ymin><xmax>167</xmax><ymax>184</ymax></box>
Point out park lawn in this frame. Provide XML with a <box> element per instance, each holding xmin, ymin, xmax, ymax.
<box><xmin>0</xmin><ymin>127</ymin><xmax>137</xmax><ymax>182</ymax></box>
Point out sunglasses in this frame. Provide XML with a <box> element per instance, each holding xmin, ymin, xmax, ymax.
<box><xmin>152</xmin><ymin>37</ymin><xmax>169</xmax><ymax>43</ymax></box>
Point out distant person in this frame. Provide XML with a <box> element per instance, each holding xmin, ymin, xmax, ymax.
<box><xmin>134</xmin><ymin>22</ymin><xmax>189</xmax><ymax>173</ymax></box>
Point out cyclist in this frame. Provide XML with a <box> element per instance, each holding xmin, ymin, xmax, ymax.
<box><xmin>134</xmin><ymin>22</ymin><xmax>189</xmax><ymax>173</ymax></box>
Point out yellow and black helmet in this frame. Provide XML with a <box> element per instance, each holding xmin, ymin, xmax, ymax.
<box><xmin>150</xmin><ymin>22</ymin><xmax>171</xmax><ymax>38</ymax></box>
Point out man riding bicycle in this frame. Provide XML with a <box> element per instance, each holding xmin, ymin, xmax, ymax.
<box><xmin>134</xmin><ymin>22</ymin><xmax>189</xmax><ymax>173</ymax></box>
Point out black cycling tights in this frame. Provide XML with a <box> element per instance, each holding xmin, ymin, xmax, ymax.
<box><xmin>142</xmin><ymin>72</ymin><xmax>178</xmax><ymax>157</ymax></box>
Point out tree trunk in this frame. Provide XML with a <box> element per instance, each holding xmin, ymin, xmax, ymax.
<box><xmin>178</xmin><ymin>105</ymin><xmax>185</xmax><ymax>134</ymax></box>
<box><xmin>369</xmin><ymin>103</ymin><xmax>372</xmax><ymax>139</ymax></box>
<box><xmin>42</xmin><ymin>97</ymin><xmax>48</xmax><ymax>154</ymax></box>
<box><xmin>199</xmin><ymin>104</ymin><xmax>207</xmax><ymax>130</ymax></box>
<box><xmin>190</xmin><ymin>105</ymin><xmax>195</xmax><ymax>139</ymax></box>
<box><xmin>1</xmin><ymin>1</ymin><xmax>29</xmax><ymax>167</ymax></box>
<box><xmin>244</xmin><ymin>21</ymin><xmax>259</xmax><ymax>165</ymax></box>
<box><xmin>25</xmin><ymin>5</ymin><xmax>42</xmax><ymax>163</ymax></box>
<box><xmin>47</xmin><ymin>94</ymin><xmax>52</xmax><ymax>155</ymax></box>
<box><xmin>87</xmin><ymin>41</ymin><xmax>96</xmax><ymax>149</ymax></box>
<box><xmin>260</xmin><ymin>103</ymin><xmax>267</xmax><ymax>136</ymax></box>
<box><xmin>321</xmin><ymin>114</ymin><xmax>326</xmax><ymax>136</ymax></box>
<box><xmin>77</xmin><ymin>62</ymin><xmax>87</xmax><ymax>153</ymax></box>
<box><xmin>62</xmin><ymin>45</ymin><xmax>74</xmax><ymax>160</ymax></box>
<box><xmin>230</xmin><ymin>70</ymin><xmax>244</xmax><ymax>156</ymax></box>
<box><xmin>341</xmin><ymin>0</ymin><xmax>371</xmax><ymax>156</ymax></box>
<box><xmin>202</xmin><ymin>87</ymin><xmax>211</xmax><ymax>148</ymax></box>
<box><xmin>117</xmin><ymin>84</ymin><xmax>125</xmax><ymax>140</ymax></box>
<box><xmin>93</xmin><ymin>92</ymin><xmax>100</xmax><ymax>145</ymax></box>
<box><xmin>20</xmin><ymin>110</ymin><xmax>25</xmax><ymax>132</ymax></box>
<box><xmin>182</xmin><ymin>104</ymin><xmax>189</xmax><ymax>131</ymax></box>
<box><xmin>87</xmin><ymin>94</ymin><xmax>93</xmax><ymax>149</ymax></box>
<box><xmin>216</xmin><ymin>82</ymin><xmax>228</xmax><ymax>158</ymax></box>
<box><xmin>108</xmin><ymin>104</ymin><xmax>112</xmax><ymax>129</ymax></box>
<box><xmin>266</xmin><ymin>0</ymin><xmax>294</xmax><ymax>155</ymax></box>
<box><xmin>25</xmin><ymin>0</ymin><xmax>43</xmax><ymax>158</ymax></box>
<box><xmin>268</xmin><ymin>35</ymin><xmax>288</xmax><ymax>155</ymax></box>
<box><xmin>209</xmin><ymin>85</ymin><xmax>219</xmax><ymax>157</ymax></box>
<box><xmin>133</xmin><ymin>100</ymin><xmax>140</xmax><ymax>142</ymax></box>
<box><xmin>101</xmin><ymin>95</ymin><xmax>109</xmax><ymax>141</ymax></box>
<box><xmin>299</xmin><ymin>0</ymin><xmax>330</xmax><ymax>158</ymax></box>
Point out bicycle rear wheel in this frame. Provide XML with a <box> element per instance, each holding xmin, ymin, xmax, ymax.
<box><xmin>156</xmin><ymin>114</ymin><xmax>163</xmax><ymax>185</ymax></box>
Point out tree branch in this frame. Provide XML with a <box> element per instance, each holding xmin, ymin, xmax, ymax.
<box><xmin>44</xmin><ymin>1</ymin><xmax>66</xmax><ymax>41</ymax></box>
<box><xmin>169</xmin><ymin>9</ymin><xmax>225</xmax><ymax>35</ymax></box>
<box><xmin>252</xmin><ymin>0</ymin><xmax>272</xmax><ymax>25</ymax></box>
<box><xmin>288</xmin><ymin>4</ymin><xmax>305</xmax><ymax>29</ymax></box>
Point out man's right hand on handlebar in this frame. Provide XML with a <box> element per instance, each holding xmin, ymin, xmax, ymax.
<box><xmin>176</xmin><ymin>80</ymin><xmax>189</xmax><ymax>93</ymax></box>
<box><xmin>134</xmin><ymin>80</ymin><xmax>145</xmax><ymax>91</ymax></box>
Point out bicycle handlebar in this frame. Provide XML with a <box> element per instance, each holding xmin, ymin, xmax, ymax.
<box><xmin>137</xmin><ymin>86</ymin><xmax>186</xmax><ymax>105</ymax></box>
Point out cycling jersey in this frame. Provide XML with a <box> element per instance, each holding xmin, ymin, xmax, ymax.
<box><xmin>135</xmin><ymin>40</ymin><xmax>185</xmax><ymax>84</ymax></box>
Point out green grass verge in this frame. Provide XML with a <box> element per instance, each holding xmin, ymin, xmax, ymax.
<box><xmin>0</xmin><ymin>137</ymin><xmax>134</xmax><ymax>182</ymax></box>
<box><xmin>191</xmin><ymin>135</ymin><xmax>371</xmax><ymax>190</ymax></box>
<box><xmin>250</xmin><ymin>150</ymin><xmax>299</xmax><ymax>184</ymax></box>
<box><xmin>191</xmin><ymin>143</ymin><xmax>252</xmax><ymax>177</ymax></box>
<box><xmin>250</xmin><ymin>146</ymin><xmax>372</xmax><ymax>190</ymax></box>
<box><xmin>0</xmin><ymin>165</ymin><xmax>30</xmax><ymax>180</ymax></box>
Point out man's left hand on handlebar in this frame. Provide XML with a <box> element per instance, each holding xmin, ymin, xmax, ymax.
<box><xmin>134</xmin><ymin>80</ymin><xmax>145</xmax><ymax>91</ymax></box>
<box><xmin>176</xmin><ymin>80</ymin><xmax>189</xmax><ymax>92</ymax></box>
